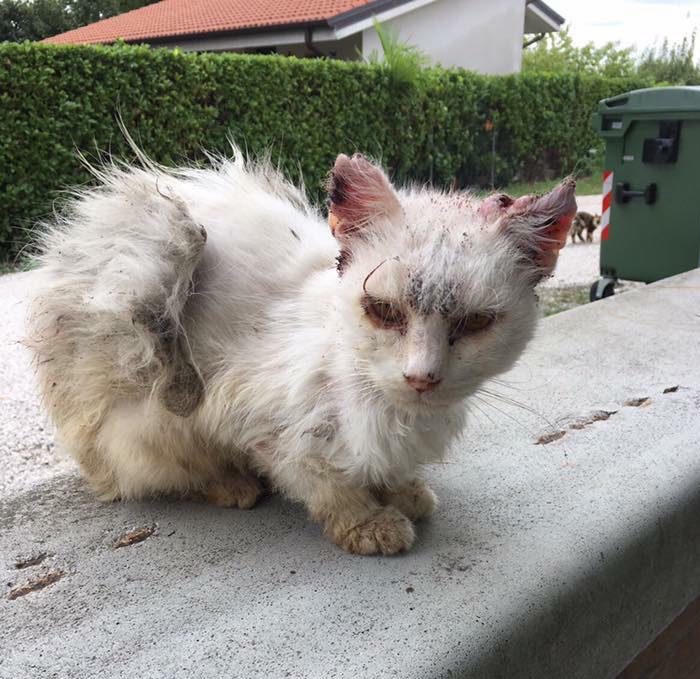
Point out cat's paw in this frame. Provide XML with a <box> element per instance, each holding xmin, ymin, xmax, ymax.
<box><xmin>377</xmin><ymin>479</ymin><xmax>438</xmax><ymax>521</ymax></box>
<box><xmin>204</xmin><ymin>473</ymin><xmax>263</xmax><ymax>509</ymax></box>
<box><xmin>331</xmin><ymin>506</ymin><xmax>415</xmax><ymax>556</ymax></box>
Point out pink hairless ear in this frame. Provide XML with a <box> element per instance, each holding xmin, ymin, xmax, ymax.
<box><xmin>327</xmin><ymin>153</ymin><xmax>401</xmax><ymax>241</ymax></box>
<box><xmin>326</xmin><ymin>153</ymin><xmax>402</xmax><ymax>275</ymax></box>
<box><xmin>480</xmin><ymin>178</ymin><xmax>577</xmax><ymax>280</ymax></box>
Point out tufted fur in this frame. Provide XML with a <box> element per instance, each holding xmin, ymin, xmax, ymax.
<box><xmin>28</xmin><ymin>150</ymin><xmax>576</xmax><ymax>555</ymax></box>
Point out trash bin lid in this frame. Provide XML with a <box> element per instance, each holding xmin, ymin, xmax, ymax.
<box><xmin>598</xmin><ymin>86</ymin><xmax>700</xmax><ymax>116</ymax></box>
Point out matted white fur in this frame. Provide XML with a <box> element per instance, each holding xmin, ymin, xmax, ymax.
<box><xmin>28</xmin><ymin>149</ymin><xmax>575</xmax><ymax>555</ymax></box>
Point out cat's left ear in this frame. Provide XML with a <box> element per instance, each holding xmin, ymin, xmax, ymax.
<box><xmin>482</xmin><ymin>178</ymin><xmax>577</xmax><ymax>280</ymax></box>
<box><xmin>327</xmin><ymin>154</ymin><xmax>401</xmax><ymax>243</ymax></box>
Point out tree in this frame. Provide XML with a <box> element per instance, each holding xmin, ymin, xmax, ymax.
<box><xmin>64</xmin><ymin>0</ymin><xmax>160</xmax><ymax>27</ymax></box>
<box><xmin>0</xmin><ymin>0</ymin><xmax>69</xmax><ymax>42</ymax></box>
<box><xmin>0</xmin><ymin>0</ymin><xmax>160</xmax><ymax>42</ymax></box>
<box><xmin>637</xmin><ymin>31</ymin><xmax>700</xmax><ymax>85</ymax></box>
<box><xmin>523</xmin><ymin>25</ymin><xmax>700</xmax><ymax>86</ymax></box>
<box><xmin>523</xmin><ymin>26</ymin><xmax>636</xmax><ymax>78</ymax></box>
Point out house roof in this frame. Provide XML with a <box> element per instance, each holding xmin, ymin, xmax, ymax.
<box><xmin>528</xmin><ymin>0</ymin><xmax>564</xmax><ymax>27</ymax></box>
<box><xmin>44</xmin><ymin>0</ymin><xmax>564</xmax><ymax>47</ymax></box>
<box><xmin>525</xmin><ymin>0</ymin><xmax>564</xmax><ymax>33</ymax></box>
<box><xmin>43</xmin><ymin>0</ymin><xmax>412</xmax><ymax>45</ymax></box>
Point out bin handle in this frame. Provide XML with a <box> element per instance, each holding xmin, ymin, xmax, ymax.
<box><xmin>615</xmin><ymin>182</ymin><xmax>657</xmax><ymax>205</ymax></box>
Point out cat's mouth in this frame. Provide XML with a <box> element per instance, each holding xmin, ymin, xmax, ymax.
<box><xmin>394</xmin><ymin>387</ymin><xmax>453</xmax><ymax>411</ymax></box>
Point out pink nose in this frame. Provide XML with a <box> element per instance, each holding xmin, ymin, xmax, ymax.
<box><xmin>403</xmin><ymin>374</ymin><xmax>441</xmax><ymax>393</ymax></box>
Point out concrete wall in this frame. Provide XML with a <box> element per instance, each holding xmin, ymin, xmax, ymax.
<box><xmin>362</xmin><ymin>0</ymin><xmax>526</xmax><ymax>74</ymax></box>
<box><xmin>4</xmin><ymin>268</ymin><xmax>700</xmax><ymax>678</ymax></box>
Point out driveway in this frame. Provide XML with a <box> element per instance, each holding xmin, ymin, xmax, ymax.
<box><xmin>541</xmin><ymin>194</ymin><xmax>602</xmax><ymax>289</ymax></box>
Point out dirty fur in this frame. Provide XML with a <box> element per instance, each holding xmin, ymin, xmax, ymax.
<box><xmin>28</xmin><ymin>149</ymin><xmax>576</xmax><ymax>555</ymax></box>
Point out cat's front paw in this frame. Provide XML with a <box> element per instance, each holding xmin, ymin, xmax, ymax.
<box><xmin>377</xmin><ymin>479</ymin><xmax>438</xmax><ymax>521</ymax></box>
<box><xmin>204</xmin><ymin>473</ymin><xmax>263</xmax><ymax>509</ymax></box>
<box><xmin>330</xmin><ymin>506</ymin><xmax>415</xmax><ymax>556</ymax></box>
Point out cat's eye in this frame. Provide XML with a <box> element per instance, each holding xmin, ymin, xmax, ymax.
<box><xmin>449</xmin><ymin>312</ymin><xmax>495</xmax><ymax>343</ymax></box>
<box><xmin>362</xmin><ymin>296</ymin><xmax>407</xmax><ymax>330</ymax></box>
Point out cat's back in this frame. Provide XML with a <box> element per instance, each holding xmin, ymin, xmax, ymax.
<box><xmin>28</xmin><ymin>153</ymin><xmax>337</xmax><ymax>407</ymax></box>
<box><xmin>180</xmin><ymin>157</ymin><xmax>336</xmax><ymax>295</ymax></box>
<box><xmin>178</xmin><ymin>159</ymin><xmax>338</xmax><ymax>368</ymax></box>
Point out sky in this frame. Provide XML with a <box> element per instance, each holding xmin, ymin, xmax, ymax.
<box><xmin>551</xmin><ymin>0</ymin><xmax>700</xmax><ymax>59</ymax></box>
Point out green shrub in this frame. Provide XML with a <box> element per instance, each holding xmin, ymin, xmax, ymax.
<box><xmin>0</xmin><ymin>41</ymin><xmax>649</xmax><ymax>258</ymax></box>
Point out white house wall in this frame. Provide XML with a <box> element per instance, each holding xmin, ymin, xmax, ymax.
<box><xmin>361</xmin><ymin>0</ymin><xmax>526</xmax><ymax>74</ymax></box>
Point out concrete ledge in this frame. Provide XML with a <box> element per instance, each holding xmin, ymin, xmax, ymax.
<box><xmin>2</xmin><ymin>270</ymin><xmax>700</xmax><ymax>678</ymax></box>
<box><xmin>619</xmin><ymin>595</ymin><xmax>700</xmax><ymax>677</ymax></box>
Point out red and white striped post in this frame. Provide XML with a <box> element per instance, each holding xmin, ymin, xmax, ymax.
<box><xmin>601</xmin><ymin>170</ymin><xmax>613</xmax><ymax>241</ymax></box>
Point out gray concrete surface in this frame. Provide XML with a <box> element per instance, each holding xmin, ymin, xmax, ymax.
<box><xmin>2</xmin><ymin>269</ymin><xmax>700</xmax><ymax>679</ymax></box>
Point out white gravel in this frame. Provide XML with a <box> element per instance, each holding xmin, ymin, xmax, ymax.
<box><xmin>0</xmin><ymin>271</ymin><xmax>78</xmax><ymax>496</ymax></box>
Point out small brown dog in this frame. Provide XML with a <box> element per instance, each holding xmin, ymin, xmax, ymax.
<box><xmin>570</xmin><ymin>211</ymin><xmax>600</xmax><ymax>243</ymax></box>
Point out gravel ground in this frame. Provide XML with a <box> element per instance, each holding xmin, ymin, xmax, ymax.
<box><xmin>0</xmin><ymin>194</ymin><xmax>611</xmax><ymax>497</ymax></box>
<box><xmin>0</xmin><ymin>272</ymin><xmax>78</xmax><ymax>496</ymax></box>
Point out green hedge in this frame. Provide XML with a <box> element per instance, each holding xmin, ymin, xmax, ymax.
<box><xmin>0</xmin><ymin>41</ymin><xmax>649</xmax><ymax>258</ymax></box>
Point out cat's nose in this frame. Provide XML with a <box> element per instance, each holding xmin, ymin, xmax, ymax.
<box><xmin>403</xmin><ymin>373</ymin><xmax>441</xmax><ymax>393</ymax></box>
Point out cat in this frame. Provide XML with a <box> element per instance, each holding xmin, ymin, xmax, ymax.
<box><xmin>570</xmin><ymin>211</ymin><xmax>600</xmax><ymax>243</ymax></box>
<box><xmin>29</xmin><ymin>151</ymin><xmax>576</xmax><ymax>555</ymax></box>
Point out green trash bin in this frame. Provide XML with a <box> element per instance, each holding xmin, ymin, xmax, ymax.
<box><xmin>590</xmin><ymin>86</ymin><xmax>700</xmax><ymax>300</ymax></box>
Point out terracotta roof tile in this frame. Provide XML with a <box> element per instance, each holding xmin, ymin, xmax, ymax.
<box><xmin>44</xmin><ymin>0</ymin><xmax>381</xmax><ymax>45</ymax></box>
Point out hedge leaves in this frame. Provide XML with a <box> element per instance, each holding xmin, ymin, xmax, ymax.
<box><xmin>0</xmin><ymin>41</ymin><xmax>648</xmax><ymax>258</ymax></box>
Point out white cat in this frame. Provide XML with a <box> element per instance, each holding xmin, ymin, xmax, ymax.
<box><xmin>29</xmin><ymin>151</ymin><xmax>576</xmax><ymax>555</ymax></box>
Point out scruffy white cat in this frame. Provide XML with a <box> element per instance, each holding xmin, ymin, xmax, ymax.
<box><xmin>29</xmin><ymin>151</ymin><xmax>576</xmax><ymax>555</ymax></box>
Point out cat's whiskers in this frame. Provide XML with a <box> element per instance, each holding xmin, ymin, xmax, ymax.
<box><xmin>478</xmin><ymin>387</ymin><xmax>541</xmax><ymax>417</ymax></box>
<box><xmin>477</xmin><ymin>386</ymin><xmax>560</xmax><ymax>432</ymax></box>
<box><xmin>489</xmin><ymin>376</ymin><xmax>540</xmax><ymax>394</ymax></box>
<box><xmin>470</xmin><ymin>393</ymin><xmax>532</xmax><ymax>436</ymax></box>
<box><xmin>465</xmin><ymin>398</ymin><xmax>498</xmax><ymax>429</ymax></box>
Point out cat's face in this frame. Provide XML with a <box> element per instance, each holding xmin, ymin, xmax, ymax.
<box><xmin>328</xmin><ymin>154</ymin><xmax>576</xmax><ymax>412</ymax></box>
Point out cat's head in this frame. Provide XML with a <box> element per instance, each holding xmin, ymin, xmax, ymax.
<box><xmin>327</xmin><ymin>154</ymin><xmax>576</xmax><ymax>412</ymax></box>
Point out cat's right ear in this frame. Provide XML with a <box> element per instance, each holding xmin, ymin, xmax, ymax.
<box><xmin>327</xmin><ymin>154</ymin><xmax>401</xmax><ymax>244</ymax></box>
<box><xmin>480</xmin><ymin>178</ymin><xmax>577</xmax><ymax>281</ymax></box>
